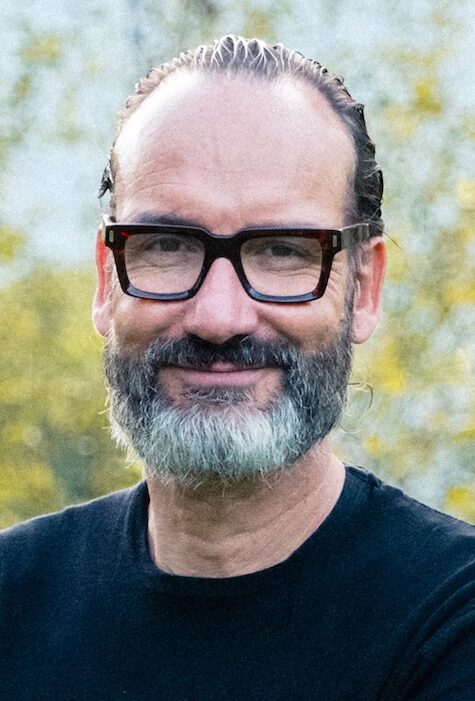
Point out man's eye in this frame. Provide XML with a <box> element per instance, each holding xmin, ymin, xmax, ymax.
<box><xmin>250</xmin><ymin>239</ymin><xmax>319</xmax><ymax>261</ymax></box>
<box><xmin>265</xmin><ymin>243</ymin><xmax>303</xmax><ymax>258</ymax></box>
<box><xmin>152</xmin><ymin>237</ymin><xmax>184</xmax><ymax>253</ymax></box>
<box><xmin>250</xmin><ymin>241</ymin><xmax>298</xmax><ymax>257</ymax></box>
<box><xmin>134</xmin><ymin>235</ymin><xmax>199</xmax><ymax>255</ymax></box>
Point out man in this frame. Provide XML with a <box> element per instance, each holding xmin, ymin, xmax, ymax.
<box><xmin>0</xmin><ymin>35</ymin><xmax>473</xmax><ymax>700</ymax></box>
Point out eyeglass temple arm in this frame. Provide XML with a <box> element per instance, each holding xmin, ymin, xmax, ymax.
<box><xmin>338</xmin><ymin>223</ymin><xmax>373</xmax><ymax>251</ymax></box>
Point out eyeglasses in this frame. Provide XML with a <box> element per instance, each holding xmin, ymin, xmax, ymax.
<box><xmin>102</xmin><ymin>215</ymin><xmax>374</xmax><ymax>303</ymax></box>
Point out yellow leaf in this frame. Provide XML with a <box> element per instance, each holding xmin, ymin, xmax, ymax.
<box><xmin>364</xmin><ymin>435</ymin><xmax>384</xmax><ymax>458</ymax></box>
<box><xmin>451</xmin><ymin>426</ymin><xmax>475</xmax><ymax>443</ymax></box>
<box><xmin>444</xmin><ymin>486</ymin><xmax>475</xmax><ymax>523</ymax></box>
<box><xmin>0</xmin><ymin>226</ymin><xmax>25</xmax><ymax>262</ymax></box>
<box><xmin>457</xmin><ymin>180</ymin><xmax>475</xmax><ymax>211</ymax></box>
<box><xmin>372</xmin><ymin>340</ymin><xmax>406</xmax><ymax>394</ymax></box>
<box><xmin>21</xmin><ymin>35</ymin><xmax>61</xmax><ymax>65</ymax></box>
<box><xmin>413</xmin><ymin>80</ymin><xmax>443</xmax><ymax>115</ymax></box>
<box><xmin>444</xmin><ymin>282</ymin><xmax>475</xmax><ymax>305</ymax></box>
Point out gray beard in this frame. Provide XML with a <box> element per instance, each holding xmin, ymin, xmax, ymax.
<box><xmin>104</xmin><ymin>309</ymin><xmax>353</xmax><ymax>487</ymax></box>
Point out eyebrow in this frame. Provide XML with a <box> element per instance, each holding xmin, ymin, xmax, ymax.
<box><xmin>125</xmin><ymin>212</ymin><xmax>323</xmax><ymax>232</ymax></box>
<box><xmin>132</xmin><ymin>212</ymin><xmax>198</xmax><ymax>227</ymax></box>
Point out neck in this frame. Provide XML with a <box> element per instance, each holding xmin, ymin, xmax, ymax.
<box><xmin>146</xmin><ymin>442</ymin><xmax>345</xmax><ymax>578</ymax></box>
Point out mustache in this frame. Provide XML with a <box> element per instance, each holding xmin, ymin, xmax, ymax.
<box><xmin>142</xmin><ymin>335</ymin><xmax>302</xmax><ymax>371</ymax></box>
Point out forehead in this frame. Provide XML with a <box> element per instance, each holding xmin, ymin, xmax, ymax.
<box><xmin>113</xmin><ymin>71</ymin><xmax>355</xmax><ymax>229</ymax></box>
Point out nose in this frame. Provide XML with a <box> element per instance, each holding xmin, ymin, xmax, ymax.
<box><xmin>182</xmin><ymin>258</ymin><xmax>260</xmax><ymax>344</ymax></box>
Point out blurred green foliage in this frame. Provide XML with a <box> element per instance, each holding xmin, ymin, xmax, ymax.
<box><xmin>0</xmin><ymin>267</ymin><xmax>140</xmax><ymax>528</ymax></box>
<box><xmin>0</xmin><ymin>0</ymin><xmax>474</xmax><ymax>526</ymax></box>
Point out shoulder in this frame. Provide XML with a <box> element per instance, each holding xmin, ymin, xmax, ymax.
<box><xmin>345</xmin><ymin>469</ymin><xmax>475</xmax><ymax>699</ymax></box>
<box><xmin>0</xmin><ymin>483</ymin><xmax>146</xmax><ymax>583</ymax></box>
<box><xmin>346</xmin><ymin>465</ymin><xmax>475</xmax><ymax>592</ymax></box>
<box><xmin>0</xmin><ymin>482</ymin><xmax>143</xmax><ymax>543</ymax></box>
<box><xmin>348</xmin><ymin>464</ymin><xmax>474</xmax><ymax>541</ymax></box>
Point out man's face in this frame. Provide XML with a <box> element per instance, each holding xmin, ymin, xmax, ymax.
<box><xmin>94</xmin><ymin>72</ymin><xmax>376</xmax><ymax>484</ymax></box>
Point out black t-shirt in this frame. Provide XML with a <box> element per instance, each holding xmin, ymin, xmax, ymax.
<box><xmin>0</xmin><ymin>466</ymin><xmax>474</xmax><ymax>700</ymax></box>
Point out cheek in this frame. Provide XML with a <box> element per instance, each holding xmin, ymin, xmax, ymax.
<box><xmin>268</xmin><ymin>306</ymin><xmax>343</xmax><ymax>352</ymax></box>
<box><xmin>263</xmin><ymin>272</ymin><xmax>350</xmax><ymax>351</ymax></box>
<box><xmin>109</xmin><ymin>293</ymin><xmax>186</xmax><ymax>351</ymax></box>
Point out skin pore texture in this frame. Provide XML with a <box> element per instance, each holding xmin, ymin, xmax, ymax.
<box><xmin>93</xmin><ymin>71</ymin><xmax>386</xmax><ymax>578</ymax></box>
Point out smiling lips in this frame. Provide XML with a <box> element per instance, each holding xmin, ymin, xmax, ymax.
<box><xmin>172</xmin><ymin>362</ymin><xmax>271</xmax><ymax>387</ymax></box>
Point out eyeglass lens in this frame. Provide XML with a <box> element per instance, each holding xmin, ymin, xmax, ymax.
<box><xmin>124</xmin><ymin>231</ymin><xmax>325</xmax><ymax>297</ymax></box>
<box><xmin>125</xmin><ymin>232</ymin><xmax>205</xmax><ymax>295</ymax></box>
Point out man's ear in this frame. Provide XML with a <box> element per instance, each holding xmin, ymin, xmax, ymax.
<box><xmin>351</xmin><ymin>237</ymin><xmax>386</xmax><ymax>344</ymax></box>
<box><xmin>92</xmin><ymin>228</ymin><xmax>113</xmax><ymax>337</ymax></box>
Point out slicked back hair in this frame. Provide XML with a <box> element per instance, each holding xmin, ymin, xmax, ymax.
<box><xmin>99</xmin><ymin>34</ymin><xmax>384</xmax><ymax>257</ymax></box>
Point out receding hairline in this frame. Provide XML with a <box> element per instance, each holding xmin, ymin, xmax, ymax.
<box><xmin>120</xmin><ymin>64</ymin><xmax>352</xmax><ymax>136</ymax></box>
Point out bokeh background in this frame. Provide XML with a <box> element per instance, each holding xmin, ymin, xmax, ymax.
<box><xmin>1</xmin><ymin>0</ymin><xmax>474</xmax><ymax>527</ymax></box>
